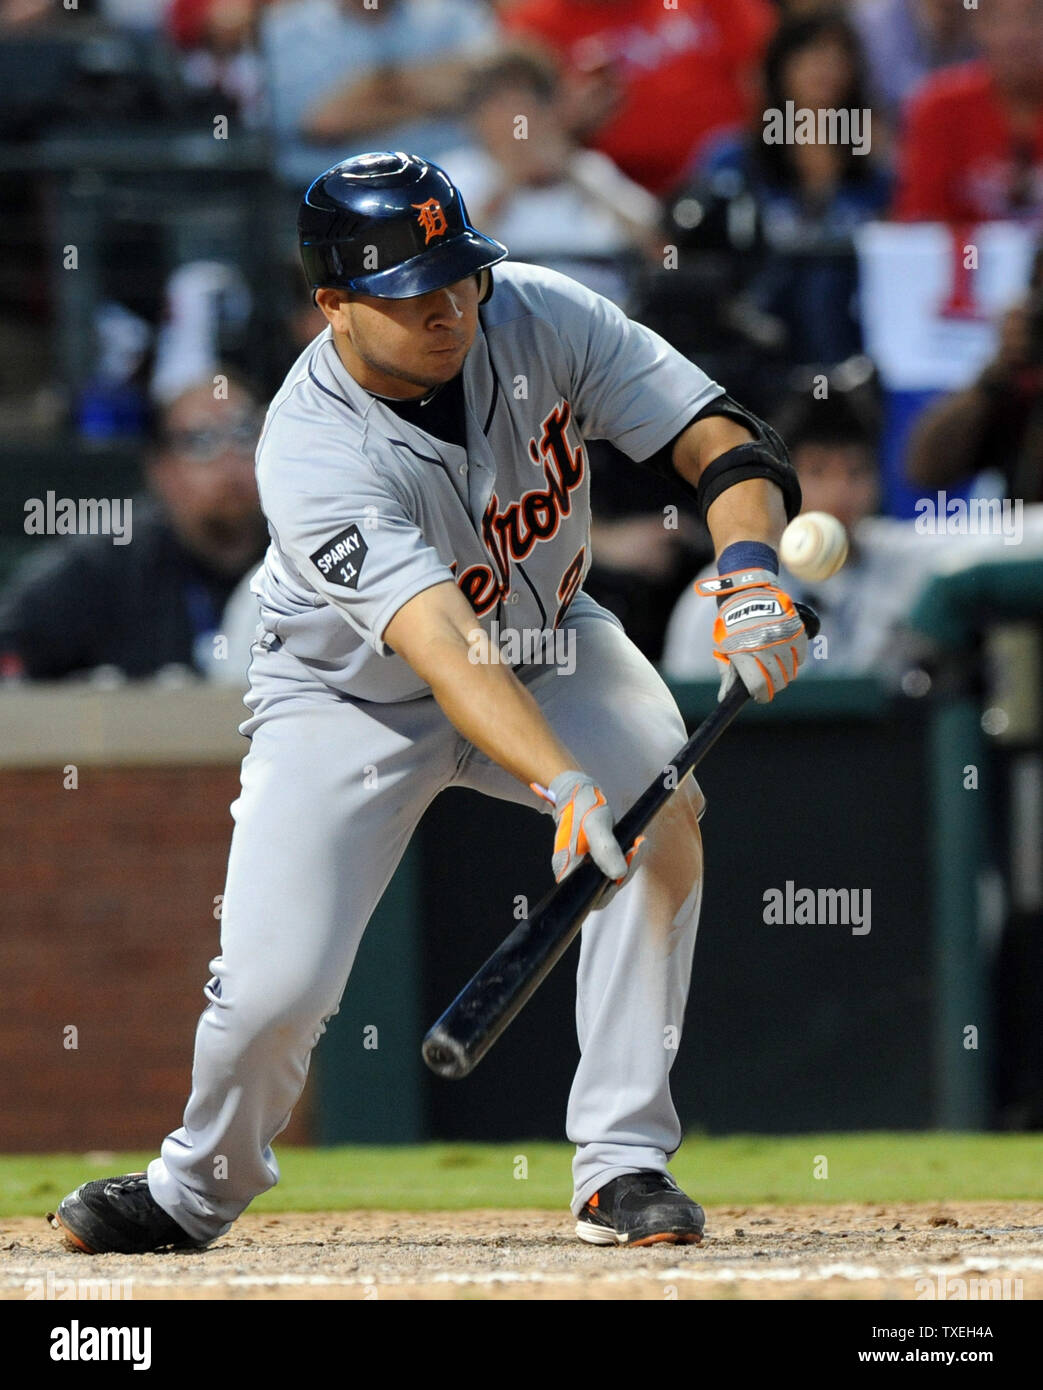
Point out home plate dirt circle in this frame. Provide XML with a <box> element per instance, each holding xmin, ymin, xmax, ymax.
<box><xmin>5</xmin><ymin>1202</ymin><xmax>1042</xmax><ymax>1300</ymax></box>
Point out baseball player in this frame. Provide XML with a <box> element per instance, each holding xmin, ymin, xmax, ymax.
<box><xmin>50</xmin><ymin>152</ymin><xmax>805</xmax><ymax>1254</ymax></box>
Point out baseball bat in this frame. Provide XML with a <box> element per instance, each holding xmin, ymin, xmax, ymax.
<box><xmin>422</xmin><ymin>603</ymin><xmax>821</xmax><ymax>1079</ymax></box>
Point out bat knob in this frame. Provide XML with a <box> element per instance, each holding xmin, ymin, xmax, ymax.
<box><xmin>794</xmin><ymin>601</ymin><xmax>821</xmax><ymax>641</ymax></box>
<box><xmin>422</xmin><ymin>1027</ymin><xmax>473</xmax><ymax>1080</ymax></box>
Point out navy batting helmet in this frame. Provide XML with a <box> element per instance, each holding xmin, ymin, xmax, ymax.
<box><xmin>298</xmin><ymin>151</ymin><xmax>508</xmax><ymax>302</ymax></box>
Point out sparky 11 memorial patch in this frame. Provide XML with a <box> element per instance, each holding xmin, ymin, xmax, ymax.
<box><xmin>310</xmin><ymin>524</ymin><xmax>368</xmax><ymax>590</ymax></box>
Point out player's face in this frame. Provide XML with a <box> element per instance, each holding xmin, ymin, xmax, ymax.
<box><xmin>320</xmin><ymin>277</ymin><xmax>481</xmax><ymax>398</ymax></box>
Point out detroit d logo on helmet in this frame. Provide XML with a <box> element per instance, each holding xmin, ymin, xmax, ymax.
<box><xmin>411</xmin><ymin>198</ymin><xmax>448</xmax><ymax>245</ymax></box>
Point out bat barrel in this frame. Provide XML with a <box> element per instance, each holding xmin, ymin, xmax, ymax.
<box><xmin>422</xmin><ymin>856</ymin><xmax>609</xmax><ymax>1077</ymax></box>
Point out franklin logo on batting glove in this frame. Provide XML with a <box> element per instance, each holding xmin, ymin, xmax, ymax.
<box><xmin>722</xmin><ymin>597</ymin><xmax>783</xmax><ymax>628</ymax></box>
<box><xmin>695</xmin><ymin>568</ymin><xmax>807</xmax><ymax>704</ymax></box>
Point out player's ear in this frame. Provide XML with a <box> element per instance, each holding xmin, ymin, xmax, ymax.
<box><xmin>476</xmin><ymin>269</ymin><xmax>493</xmax><ymax>305</ymax></box>
<box><xmin>315</xmin><ymin>287</ymin><xmax>352</xmax><ymax>331</ymax></box>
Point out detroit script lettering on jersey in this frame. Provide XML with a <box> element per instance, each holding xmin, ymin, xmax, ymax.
<box><xmin>456</xmin><ymin>399</ymin><xmax>585</xmax><ymax>617</ymax></box>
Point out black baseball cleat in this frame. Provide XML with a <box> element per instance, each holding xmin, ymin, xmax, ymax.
<box><xmin>576</xmin><ymin>1171</ymin><xmax>705</xmax><ymax>1247</ymax></box>
<box><xmin>48</xmin><ymin>1173</ymin><xmax>210</xmax><ymax>1255</ymax></box>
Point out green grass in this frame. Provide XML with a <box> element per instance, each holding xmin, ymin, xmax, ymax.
<box><xmin>1</xmin><ymin>1135</ymin><xmax>1040</xmax><ymax>1219</ymax></box>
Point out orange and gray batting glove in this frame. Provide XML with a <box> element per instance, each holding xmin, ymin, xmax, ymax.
<box><xmin>694</xmin><ymin>567</ymin><xmax>808</xmax><ymax>704</ymax></box>
<box><xmin>531</xmin><ymin>770</ymin><xmax>645</xmax><ymax>900</ymax></box>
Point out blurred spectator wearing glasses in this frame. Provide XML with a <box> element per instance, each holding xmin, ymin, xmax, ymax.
<box><xmin>260</xmin><ymin>0</ymin><xmax>498</xmax><ymax>190</ymax></box>
<box><xmin>895</xmin><ymin>0</ymin><xmax>1043</xmax><ymax>223</ymax></box>
<box><xmin>0</xmin><ymin>378</ymin><xmax>268</xmax><ymax>683</ymax></box>
<box><xmin>502</xmin><ymin>0</ymin><xmax>776</xmax><ymax>198</ymax></box>
<box><xmin>669</xmin><ymin>10</ymin><xmax>890</xmax><ymax>385</ymax></box>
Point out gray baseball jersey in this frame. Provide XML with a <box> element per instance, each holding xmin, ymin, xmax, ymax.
<box><xmin>251</xmin><ymin>261</ymin><xmax>723</xmax><ymax>701</ymax></box>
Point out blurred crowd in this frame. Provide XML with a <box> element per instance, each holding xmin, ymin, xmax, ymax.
<box><xmin>1</xmin><ymin>0</ymin><xmax>1043</xmax><ymax>686</ymax></box>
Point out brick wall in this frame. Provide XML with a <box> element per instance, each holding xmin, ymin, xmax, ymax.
<box><xmin>0</xmin><ymin>767</ymin><xmax>314</xmax><ymax>1152</ymax></box>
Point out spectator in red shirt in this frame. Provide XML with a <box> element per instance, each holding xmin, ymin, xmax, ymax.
<box><xmin>895</xmin><ymin>0</ymin><xmax>1043</xmax><ymax>223</ymax></box>
<box><xmin>503</xmin><ymin>0</ymin><xmax>776</xmax><ymax>196</ymax></box>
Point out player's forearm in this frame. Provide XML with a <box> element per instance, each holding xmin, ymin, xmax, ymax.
<box><xmin>673</xmin><ymin>416</ymin><xmax>787</xmax><ymax>557</ymax></box>
<box><xmin>410</xmin><ymin>632</ymin><xmax>578</xmax><ymax>789</ymax></box>
<box><xmin>703</xmin><ymin>478</ymin><xmax>787</xmax><ymax>558</ymax></box>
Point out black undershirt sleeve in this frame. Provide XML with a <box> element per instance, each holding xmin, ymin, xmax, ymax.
<box><xmin>626</xmin><ymin>395</ymin><xmax>801</xmax><ymax>522</ymax></box>
<box><xmin>629</xmin><ymin>399</ymin><xmax>729</xmax><ymax>502</ymax></box>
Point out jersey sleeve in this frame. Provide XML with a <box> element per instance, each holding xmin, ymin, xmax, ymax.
<box><xmin>536</xmin><ymin>270</ymin><xmax>726</xmax><ymax>462</ymax></box>
<box><xmin>260</xmin><ymin>468</ymin><xmax>456</xmax><ymax>658</ymax></box>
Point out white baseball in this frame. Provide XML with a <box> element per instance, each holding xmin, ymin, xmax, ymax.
<box><xmin>779</xmin><ymin>511</ymin><xmax>849</xmax><ymax>581</ymax></box>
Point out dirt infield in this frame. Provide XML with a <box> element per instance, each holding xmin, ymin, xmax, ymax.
<box><xmin>3</xmin><ymin>1201</ymin><xmax>1041</xmax><ymax>1300</ymax></box>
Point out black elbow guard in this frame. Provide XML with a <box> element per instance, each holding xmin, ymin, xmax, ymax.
<box><xmin>691</xmin><ymin>393</ymin><xmax>803</xmax><ymax>524</ymax></box>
